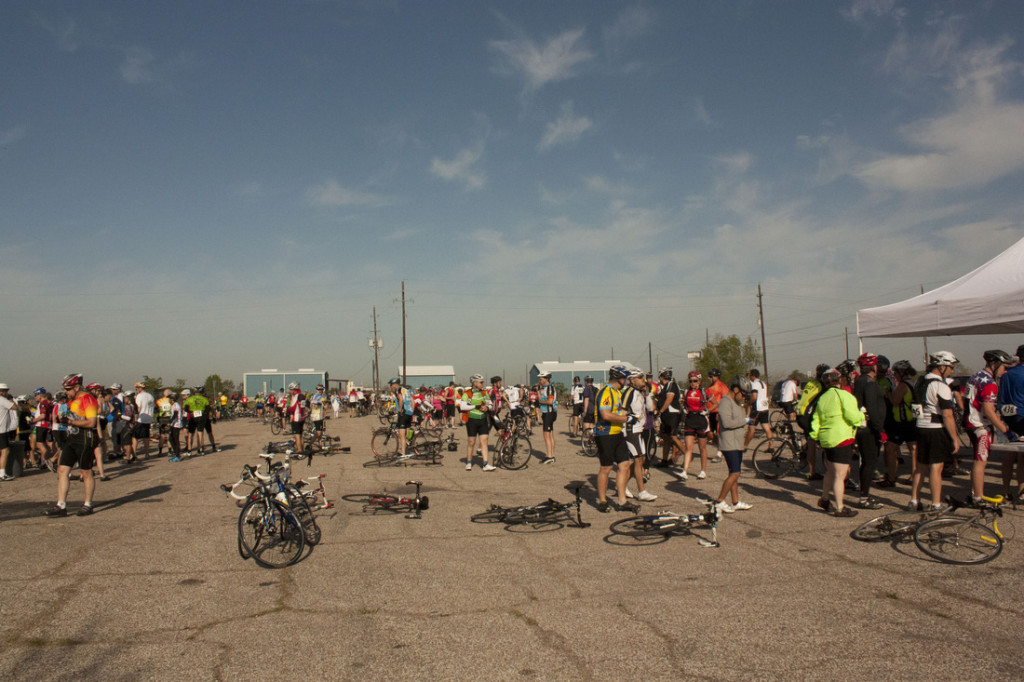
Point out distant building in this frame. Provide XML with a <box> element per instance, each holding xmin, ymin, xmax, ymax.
<box><xmin>243</xmin><ymin>369</ymin><xmax>328</xmax><ymax>398</ymax></box>
<box><xmin>396</xmin><ymin>365</ymin><xmax>456</xmax><ymax>389</ymax></box>
<box><xmin>527</xmin><ymin>360</ymin><xmax>643</xmax><ymax>387</ymax></box>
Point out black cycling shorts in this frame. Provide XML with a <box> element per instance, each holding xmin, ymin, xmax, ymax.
<box><xmin>541</xmin><ymin>411</ymin><xmax>557</xmax><ymax>432</ymax></box>
<box><xmin>659</xmin><ymin>413</ymin><xmax>681</xmax><ymax>437</ymax></box>
<box><xmin>683</xmin><ymin>412</ymin><xmax>709</xmax><ymax>437</ymax></box>
<box><xmin>465</xmin><ymin>418</ymin><xmax>489</xmax><ymax>438</ymax></box>
<box><xmin>395</xmin><ymin>413</ymin><xmax>413</xmax><ymax>429</ymax></box>
<box><xmin>59</xmin><ymin>433</ymin><xmax>97</xmax><ymax>470</ymax></box>
<box><xmin>572</xmin><ymin>404</ymin><xmax>583</xmax><ymax>417</ymax></box>
<box><xmin>779</xmin><ymin>401</ymin><xmax>796</xmax><ymax>415</ymax></box>
<box><xmin>290</xmin><ymin>421</ymin><xmax>304</xmax><ymax>435</ymax></box>
<box><xmin>707</xmin><ymin>412</ymin><xmax>719</xmax><ymax>433</ymax></box>
<box><xmin>917</xmin><ymin>428</ymin><xmax>953</xmax><ymax>465</ymax></box>
<box><xmin>596</xmin><ymin>433</ymin><xmax>631</xmax><ymax>467</ymax></box>
<box><xmin>132</xmin><ymin>423</ymin><xmax>151</xmax><ymax>439</ymax></box>
<box><xmin>823</xmin><ymin>443</ymin><xmax>853</xmax><ymax>465</ymax></box>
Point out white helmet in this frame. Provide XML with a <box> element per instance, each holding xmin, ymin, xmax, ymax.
<box><xmin>929</xmin><ymin>351</ymin><xmax>958</xmax><ymax>368</ymax></box>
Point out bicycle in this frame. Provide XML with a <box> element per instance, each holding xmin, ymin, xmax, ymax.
<box><xmin>345</xmin><ymin>480</ymin><xmax>429</xmax><ymax>519</ymax></box>
<box><xmin>220</xmin><ymin>464</ymin><xmax>306</xmax><ymax>568</ymax></box>
<box><xmin>363</xmin><ymin>432</ymin><xmax>453</xmax><ymax>467</ymax></box>
<box><xmin>470</xmin><ymin>482</ymin><xmax>590</xmax><ymax>529</ymax></box>
<box><xmin>750</xmin><ymin>420</ymin><xmax>808</xmax><ymax>479</ymax></box>
<box><xmin>377</xmin><ymin>398</ymin><xmax>396</xmax><ymax>424</ymax></box>
<box><xmin>579</xmin><ymin>426</ymin><xmax>596</xmax><ymax>457</ymax></box>
<box><xmin>913</xmin><ymin>495</ymin><xmax>1012</xmax><ymax>564</ymax></box>
<box><xmin>608</xmin><ymin>501</ymin><xmax>722</xmax><ymax>547</ymax></box>
<box><xmin>493</xmin><ymin>414</ymin><xmax>532</xmax><ymax>470</ymax></box>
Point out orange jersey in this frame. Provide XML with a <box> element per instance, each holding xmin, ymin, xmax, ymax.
<box><xmin>69</xmin><ymin>392</ymin><xmax>99</xmax><ymax>421</ymax></box>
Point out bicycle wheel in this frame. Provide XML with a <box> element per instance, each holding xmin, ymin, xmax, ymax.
<box><xmin>914</xmin><ymin>517</ymin><xmax>1003</xmax><ymax>564</ymax></box>
<box><xmin>238</xmin><ymin>499</ymin><xmax>305</xmax><ymax>568</ymax></box>
<box><xmin>751</xmin><ymin>438</ymin><xmax>797</xmax><ymax>479</ymax></box>
<box><xmin>285</xmin><ymin>487</ymin><xmax>321</xmax><ymax>546</ymax></box>
<box><xmin>768</xmin><ymin>409</ymin><xmax>786</xmax><ymax>430</ymax></box>
<box><xmin>502</xmin><ymin>435</ymin><xmax>532</xmax><ymax>470</ymax></box>
<box><xmin>270</xmin><ymin>419</ymin><xmax>282</xmax><ymax>435</ymax></box>
<box><xmin>377</xmin><ymin>406</ymin><xmax>395</xmax><ymax>424</ymax></box>
<box><xmin>370</xmin><ymin>428</ymin><xmax>400</xmax><ymax>458</ymax></box>
<box><xmin>581</xmin><ymin>432</ymin><xmax>596</xmax><ymax>457</ymax></box>
<box><xmin>851</xmin><ymin>510</ymin><xmax>925</xmax><ymax>542</ymax></box>
<box><xmin>471</xmin><ymin>507</ymin><xmax>509</xmax><ymax>523</ymax></box>
<box><xmin>609</xmin><ymin>515</ymin><xmax>681</xmax><ymax>537</ymax></box>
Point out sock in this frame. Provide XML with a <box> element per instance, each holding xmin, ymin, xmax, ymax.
<box><xmin>57</xmin><ymin>502</ymin><xmax>66</xmax><ymax>510</ymax></box>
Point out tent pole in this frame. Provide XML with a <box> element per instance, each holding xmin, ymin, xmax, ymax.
<box><xmin>856</xmin><ymin>312</ymin><xmax>863</xmax><ymax>355</ymax></box>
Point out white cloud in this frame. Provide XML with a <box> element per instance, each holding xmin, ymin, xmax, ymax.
<box><xmin>305</xmin><ymin>179</ymin><xmax>391</xmax><ymax>207</ymax></box>
<box><xmin>693</xmin><ymin>97</ymin><xmax>715</xmax><ymax>127</ymax></box>
<box><xmin>430</xmin><ymin>144</ymin><xmax>485</xmax><ymax>190</ymax></box>
<box><xmin>842</xmin><ymin>0</ymin><xmax>905</xmax><ymax>25</ymax></box>
<box><xmin>0</xmin><ymin>126</ymin><xmax>27</xmax><ymax>148</ymax></box>
<box><xmin>120</xmin><ymin>46</ymin><xmax>155</xmax><ymax>84</ymax></box>
<box><xmin>35</xmin><ymin>14</ymin><xmax>81</xmax><ymax>52</ymax></box>
<box><xmin>603</xmin><ymin>5</ymin><xmax>653</xmax><ymax>61</ymax></box>
<box><xmin>490</xmin><ymin>28</ymin><xmax>594</xmax><ymax>91</ymax></box>
<box><xmin>539</xmin><ymin>102</ymin><xmax>593</xmax><ymax>150</ymax></box>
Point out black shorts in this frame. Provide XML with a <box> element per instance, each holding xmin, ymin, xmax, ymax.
<box><xmin>683</xmin><ymin>412</ymin><xmax>710</xmax><ymax>437</ymax></box>
<box><xmin>132</xmin><ymin>423</ymin><xmax>151</xmax><ymax>439</ymax></box>
<box><xmin>32</xmin><ymin>426</ymin><xmax>51</xmax><ymax>442</ymax></box>
<box><xmin>659</xmin><ymin>413</ymin><xmax>681</xmax><ymax>437</ymax></box>
<box><xmin>887</xmin><ymin>420</ymin><xmax>917</xmax><ymax>446</ymax></box>
<box><xmin>444</xmin><ymin>404</ymin><xmax>455</xmax><ymax>418</ymax></box>
<box><xmin>188</xmin><ymin>417</ymin><xmax>207</xmax><ymax>434</ymax></box>
<box><xmin>290</xmin><ymin>421</ymin><xmax>304</xmax><ymax>435</ymax></box>
<box><xmin>722</xmin><ymin>449</ymin><xmax>743</xmax><ymax>474</ymax></box>
<box><xmin>313</xmin><ymin>419</ymin><xmax>325</xmax><ymax>432</ymax></box>
<box><xmin>596</xmin><ymin>433</ymin><xmax>631</xmax><ymax>467</ymax></box>
<box><xmin>0</xmin><ymin>430</ymin><xmax>12</xmax><ymax>449</ymax></box>
<box><xmin>779</xmin><ymin>401</ymin><xmax>796</xmax><ymax>415</ymax></box>
<box><xmin>465</xmin><ymin>418</ymin><xmax>489</xmax><ymax>438</ymax></box>
<box><xmin>52</xmin><ymin>430</ymin><xmax>68</xmax><ymax>449</ymax></box>
<box><xmin>624</xmin><ymin>432</ymin><xmax>645</xmax><ymax>459</ymax></box>
<box><xmin>395</xmin><ymin>413</ymin><xmax>413</xmax><ymax>429</ymax></box>
<box><xmin>572</xmin><ymin>404</ymin><xmax>583</xmax><ymax>417</ymax></box>
<box><xmin>796</xmin><ymin>414</ymin><xmax>812</xmax><ymax>434</ymax></box>
<box><xmin>541</xmin><ymin>411</ymin><xmax>557</xmax><ymax>432</ymax></box>
<box><xmin>754</xmin><ymin>410</ymin><xmax>770</xmax><ymax>425</ymax></box>
<box><xmin>708</xmin><ymin>412</ymin><xmax>719</xmax><ymax>433</ymax></box>
<box><xmin>582</xmin><ymin>409</ymin><xmax>595</xmax><ymax>424</ymax></box>
<box><xmin>823</xmin><ymin>443</ymin><xmax>853</xmax><ymax>465</ymax></box>
<box><xmin>59</xmin><ymin>434</ymin><xmax>97</xmax><ymax>470</ymax></box>
<box><xmin>917</xmin><ymin>428</ymin><xmax>954</xmax><ymax>465</ymax></box>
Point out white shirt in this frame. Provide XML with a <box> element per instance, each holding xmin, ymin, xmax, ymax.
<box><xmin>780</xmin><ymin>379</ymin><xmax>798</xmax><ymax>403</ymax></box>
<box><xmin>135</xmin><ymin>391</ymin><xmax>155</xmax><ymax>424</ymax></box>
<box><xmin>751</xmin><ymin>379</ymin><xmax>769</xmax><ymax>412</ymax></box>
<box><xmin>0</xmin><ymin>395</ymin><xmax>17</xmax><ymax>433</ymax></box>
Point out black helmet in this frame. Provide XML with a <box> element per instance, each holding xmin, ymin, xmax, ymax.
<box><xmin>983</xmin><ymin>349</ymin><xmax>1012</xmax><ymax>365</ymax></box>
<box><xmin>608</xmin><ymin>365</ymin><xmax>629</xmax><ymax>380</ymax></box>
<box><xmin>708</xmin><ymin>368</ymin><xmax>721</xmax><ymax>378</ymax></box>
<box><xmin>490</xmin><ymin>376</ymin><xmax>502</xmax><ymax>384</ymax></box>
<box><xmin>730</xmin><ymin>376</ymin><xmax>752</xmax><ymax>394</ymax></box>
<box><xmin>836</xmin><ymin>360</ymin><xmax>856</xmax><ymax>375</ymax></box>
<box><xmin>815</xmin><ymin>363</ymin><xmax>831</xmax><ymax>380</ymax></box>
<box><xmin>876</xmin><ymin>355</ymin><xmax>890</xmax><ymax>373</ymax></box>
<box><xmin>659</xmin><ymin>368</ymin><xmax>673</xmax><ymax>380</ymax></box>
<box><xmin>892</xmin><ymin>360</ymin><xmax>917</xmax><ymax>377</ymax></box>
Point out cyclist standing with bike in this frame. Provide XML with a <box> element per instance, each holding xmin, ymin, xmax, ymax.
<box><xmin>621</xmin><ymin>369</ymin><xmax>657</xmax><ymax>502</ymax></box>
<box><xmin>310</xmin><ymin>384</ymin><xmax>327</xmax><ymax>444</ymax></box>
<box><xmin>743</xmin><ymin>369</ymin><xmax>774</xmax><ymax>449</ymax></box>
<box><xmin>389</xmin><ymin>378</ymin><xmax>414</xmax><ymax>458</ymax></box>
<box><xmin>581</xmin><ymin>376</ymin><xmax>596</xmax><ymax>439</ymax></box>
<box><xmin>537</xmin><ymin>371</ymin><xmax>557</xmax><ymax>464</ymax></box>
<box><xmin>460</xmin><ymin>374</ymin><xmax>495</xmax><ymax>471</ymax></box>
<box><xmin>654</xmin><ymin>368</ymin><xmax>686</xmax><ymax>473</ymax></box>
<box><xmin>569</xmin><ymin>376</ymin><xmax>584</xmax><ymax>437</ymax></box>
<box><xmin>810</xmin><ymin>367</ymin><xmax>864</xmax><ymax>518</ymax></box>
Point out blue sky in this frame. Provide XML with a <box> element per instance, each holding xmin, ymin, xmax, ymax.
<box><xmin>3</xmin><ymin>0</ymin><xmax>1024</xmax><ymax>390</ymax></box>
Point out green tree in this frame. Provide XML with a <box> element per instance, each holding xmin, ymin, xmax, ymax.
<box><xmin>140</xmin><ymin>375</ymin><xmax>163</xmax><ymax>395</ymax></box>
<box><xmin>695</xmin><ymin>335</ymin><xmax>762</xmax><ymax>385</ymax></box>
<box><xmin>203</xmin><ymin>374</ymin><xmax>224</xmax><ymax>397</ymax></box>
<box><xmin>170</xmin><ymin>378</ymin><xmax>188</xmax><ymax>393</ymax></box>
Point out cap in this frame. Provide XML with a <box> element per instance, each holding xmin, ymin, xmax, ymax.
<box><xmin>0</xmin><ymin>383</ymin><xmax>8</xmax><ymax>391</ymax></box>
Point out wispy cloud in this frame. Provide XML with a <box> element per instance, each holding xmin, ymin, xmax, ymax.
<box><xmin>603</xmin><ymin>5</ymin><xmax>653</xmax><ymax>63</ymax></box>
<box><xmin>539</xmin><ymin>101</ymin><xmax>593</xmax><ymax>150</ymax></box>
<box><xmin>306</xmin><ymin>179</ymin><xmax>392</xmax><ymax>207</ymax></box>
<box><xmin>693</xmin><ymin>97</ymin><xmax>715</xmax><ymax>127</ymax></box>
<box><xmin>430</xmin><ymin>144</ymin><xmax>485</xmax><ymax>190</ymax></box>
<box><xmin>0</xmin><ymin>126</ymin><xmax>27</xmax><ymax>148</ymax></box>
<box><xmin>490</xmin><ymin>28</ymin><xmax>594</xmax><ymax>91</ymax></box>
<box><xmin>120</xmin><ymin>46</ymin><xmax>155</xmax><ymax>84</ymax></box>
<box><xmin>34</xmin><ymin>14</ymin><xmax>82</xmax><ymax>52</ymax></box>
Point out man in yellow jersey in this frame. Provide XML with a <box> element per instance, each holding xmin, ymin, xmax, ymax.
<box><xmin>594</xmin><ymin>365</ymin><xmax>640</xmax><ymax>513</ymax></box>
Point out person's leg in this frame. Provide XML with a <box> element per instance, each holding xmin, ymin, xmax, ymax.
<box><xmin>820</xmin><ymin>462</ymin><xmax>836</xmax><ymax>507</ymax></box>
<box><xmin>81</xmin><ymin>469</ymin><xmax>95</xmax><ymax>506</ymax></box>
<box><xmin>465</xmin><ymin>435</ymin><xmax>476</xmax><ymax>468</ymax></box>
<box><xmin>682</xmin><ymin>434</ymin><xmax>694</xmax><ymax>473</ymax></box>
<box><xmin>479</xmin><ymin>434</ymin><xmax>490</xmax><ymax>465</ymax></box>
<box><xmin>597</xmin><ymin>465</ymin><xmax>612</xmax><ymax>503</ymax></box>
<box><xmin>969</xmin><ymin>430</ymin><xmax>989</xmax><ymax>500</ymax></box>
<box><xmin>615</xmin><ymin>460</ymin><xmax>632</xmax><ymax>506</ymax></box>
<box><xmin>715</xmin><ymin>473</ymin><xmax>740</xmax><ymax>504</ymax></box>
<box><xmin>857</xmin><ymin>431</ymin><xmax>879</xmax><ymax>500</ymax></box>
<box><xmin>697</xmin><ymin>436</ymin><xmax>708</xmax><ymax>474</ymax></box>
<box><xmin>832</xmin><ymin>463</ymin><xmax>850</xmax><ymax>511</ymax></box>
<box><xmin>928</xmin><ymin>461</ymin><xmax>944</xmax><ymax>507</ymax></box>
<box><xmin>57</xmin><ymin>465</ymin><xmax>72</xmax><ymax>506</ymax></box>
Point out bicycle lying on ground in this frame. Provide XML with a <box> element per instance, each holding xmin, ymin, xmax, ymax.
<box><xmin>852</xmin><ymin>494</ymin><xmax>1012</xmax><ymax>564</ymax></box>
<box><xmin>345</xmin><ymin>480</ymin><xmax>429</xmax><ymax>519</ymax></box>
<box><xmin>366</xmin><ymin>424</ymin><xmax>452</xmax><ymax>467</ymax></box>
<box><xmin>470</xmin><ymin>481</ymin><xmax>590</xmax><ymax>529</ymax></box>
<box><xmin>607</xmin><ymin>501</ymin><xmax>723</xmax><ymax>547</ymax></box>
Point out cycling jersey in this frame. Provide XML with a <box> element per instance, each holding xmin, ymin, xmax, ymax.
<box><xmin>656</xmin><ymin>380</ymin><xmax>681</xmax><ymax>413</ymax></box>
<box><xmin>67</xmin><ymin>392</ymin><xmax>99</xmax><ymax>436</ymax></box>
<box><xmin>706</xmin><ymin>380</ymin><xmax>729</xmax><ymax>413</ymax></box>
<box><xmin>184</xmin><ymin>394</ymin><xmax>210</xmax><ymax>419</ymax></box>
<box><xmin>33</xmin><ymin>399</ymin><xmax>53</xmax><ymax>430</ymax></box>
<box><xmin>916</xmin><ymin>374</ymin><xmax>953</xmax><ymax>429</ymax></box>
<box><xmin>750</xmin><ymin>379</ymin><xmax>769</xmax><ymax>412</ymax></box>
<box><xmin>682</xmin><ymin>388</ymin><xmax>707</xmax><ymax>414</ymax></box>
<box><xmin>779</xmin><ymin>379</ymin><xmax>798</xmax><ymax>403</ymax></box>
<box><xmin>964</xmin><ymin>369</ymin><xmax>998</xmax><ymax>429</ymax></box>
<box><xmin>51</xmin><ymin>402</ymin><xmax>68</xmax><ymax>433</ymax></box>
<box><xmin>396</xmin><ymin>387</ymin><xmax>414</xmax><ymax>416</ymax></box>
<box><xmin>538</xmin><ymin>384</ymin><xmax>557</xmax><ymax>413</ymax></box>
<box><xmin>620</xmin><ymin>386</ymin><xmax>646</xmax><ymax>435</ymax></box>
<box><xmin>809</xmin><ymin>387</ymin><xmax>864</xmax><ymax>448</ymax></box>
<box><xmin>287</xmin><ymin>393</ymin><xmax>307</xmax><ymax>422</ymax></box>
<box><xmin>594</xmin><ymin>385</ymin><xmax>623</xmax><ymax>437</ymax></box>
<box><xmin>461</xmin><ymin>388</ymin><xmax>487</xmax><ymax>420</ymax></box>
<box><xmin>570</xmin><ymin>384</ymin><xmax>584</xmax><ymax>405</ymax></box>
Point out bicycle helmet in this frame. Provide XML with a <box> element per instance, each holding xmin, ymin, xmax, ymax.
<box><xmin>820</xmin><ymin>367</ymin><xmax>841</xmax><ymax>387</ymax></box>
<box><xmin>687</xmin><ymin>371</ymin><xmax>701</xmax><ymax>381</ymax></box>
<box><xmin>537</xmin><ymin>371</ymin><xmax>552</xmax><ymax>379</ymax></box>
<box><xmin>86</xmin><ymin>382</ymin><xmax>103</xmax><ymax>391</ymax></box>
<box><xmin>55</xmin><ymin>391</ymin><xmax>67</xmax><ymax>401</ymax></box>
<box><xmin>315</xmin><ymin>384</ymin><xmax>325</xmax><ymax>391</ymax></box>
<box><xmin>288</xmin><ymin>382</ymin><xmax>300</xmax><ymax>391</ymax></box>
<box><xmin>836</xmin><ymin>359</ymin><xmax>856</xmax><ymax>375</ymax></box>
<box><xmin>62</xmin><ymin>373</ymin><xmax>84</xmax><ymax>389</ymax></box>
<box><xmin>470</xmin><ymin>373</ymin><xmax>484</xmax><ymax>383</ymax></box>
<box><xmin>731</xmin><ymin>376</ymin><xmax>752</xmax><ymax>394</ymax></box>
<box><xmin>659</xmin><ymin>368</ymin><xmax>673</xmax><ymax>380</ymax></box>
<box><xmin>856</xmin><ymin>353</ymin><xmax>877</xmax><ymax>367</ymax></box>
<box><xmin>110</xmin><ymin>383</ymin><xmax>122</xmax><ymax>391</ymax></box>
<box><xmin>194</xmin><ymin>386</ymin><xmax>205</xmax><ymax>394</ymax></box>
<box><xmin>708</xmin><ymin>368</ymin><xmax>721</xmax><ymax>378</ymax></box>
<box><xmin>892</xmin><ymin>360</ymin><xmax>916</xmax><ymax>376</ymax></box>
<box><xmin>181</xmin><ymin>389</ymin><xmax>191</xmax><ymax>397</ymax></box>
<box><xmin>628</xmin><ymin>368</ymin><xmax>644</xmax><ymax>379</ymax></box>
<box><xmin>388</xmin><ymin>377</ymin><xmax>400</xmax><ymax>385</ymax></box>
<box><xmin>815</xmin><ymin>363</ymin><xmax>831</xmax><ymax>380</ymax></box>
<box><xmin>929</xmin><ymin>351</ymin><xmax>958</xmax><ymax>368</ymax></box>
<box><xmin>608</xmin><ymin>365</ymin><xmax>629</xmax><ymax>380</ymax></box>
<box><xmin>34</xmin><ymin>387</ymin><xmax>46</xmax><ymax>395</ymax></box>
<box><xmin>15</xmin><ymin>395</ymin><xmax>27</xmax><ymax>403</ymax></box>
<box><xmin>490</xmin><ymin>376</ymin><xmax>502</xmax><ymax>384</ymax></box>
<box><xmin>983</xmin><ymin>349</ymin><xmax>1012</xmax><ymax>365</ymax></box>
<box><xmin>584</xmin><ymin>375</ymin><xmax>594</xmax><ymax>382</ymax></box>
<box><xmin>876</xmin><ymin>355</ymin><xmax>890</xmax><ymax>373</ymax></box>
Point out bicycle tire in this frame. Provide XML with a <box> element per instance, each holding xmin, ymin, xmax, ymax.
<box><xmin>851</xmin><ymin>510</ymin><xmax>926</xmax><ymax>542</ymax></box>
<box><xmin>768</xmin><ymin>409</ymin><xmax>786</xmax><ymax>430</ymax></box>
<box><xmin>370</xmin><ymin>428</ymin><xmax>400</xmax><ymax>459</ymax></box>
<box><xmin>471</xmin><ymin>507</ymin><xmax>509</xmax><ymax>523</ymax></box>
<box><xmin>238</xmin><ymin>499</ymin><xmax>305</xmax><ymax>568</ymax></box>
<box><xmin>270</xmin><ymin>419</ymin><xmax>282</xmax><ymax>435</ymax></box>
<box><xmin>285</xmin><ymin>487</ymin><xmax>321</xmax><ymax>546</ymax></box>
<box><xmin>609</xmin><ymin>515</ymin><xmax>681</xmax><ymax>537</ymax></box>
<box><xmin>237</xmin><ymin>533</ymin><xmax>250</xmax><ymax>560</ymax></box>
<box><xmin>914</xmin><ymin>517</ymin><xmax>1003</xmax><ymax>564</ymax></box>
<box><xmin>581</xmin><ymin>432</ymin><xmax>597</xmax><ymax>457</ymax></box>
<box><xmin>751</xmin><ymin>438</ymin><xmax>797</xmax><ymax>479</ymax></box>
<box><xmin>502</xmin><ymin>435</ymin><xmax>532</xmax><ymax>470</ymax></box>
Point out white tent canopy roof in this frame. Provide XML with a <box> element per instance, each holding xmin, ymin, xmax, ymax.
<box><xmin>858</xmin><ymin>236</ymin><xmax>1024</xmax><ymax>338</ymax></box>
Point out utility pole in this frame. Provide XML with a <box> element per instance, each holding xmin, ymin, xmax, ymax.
<box><xmin>757</xmin><ymin>283</ymin><xmax>769</xmax><ymax>379</ymax></box>
<box><xmin>648</xmin><ymin>342</ymin><xmax>653</xmax><ymax>375</ymax></box>
<box><xmin>611</xmin><ymin>347</ymin><xmax>614</xmax><ymax>360</ymax></box>
<box><xmin>706</xmin><ymin>328</ymin><xmax>710</xmax><ymax>346</ymax></box>
<box><xmin>844</xmin><ymin>327</ymin><xmax>850</xmax><ymax>359</ymax></box>
<box><xmin>401</xmin><ymin>281</ymin><xmax>407</xmax><ymax>386</ymax></box>
<box><xmin>372</xmin><ymin>306</ymin><xmax>381</xmax><ymax>394</ymax></box>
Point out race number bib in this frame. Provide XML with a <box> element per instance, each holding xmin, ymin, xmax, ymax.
<box><xmin>192</xmin><ymin>410</ymin><xmax>204</xmax><ymax>418</ymax></box>
<box><xmin>311</xmin><ymin>407</ymin><xmax>323</xmax><ymax>421</ymax></box>
<box><xmin>910</xmin><ymin>404</ymin><xmax>924</xmax><ymax>419</ymax></box>
<box><xmin>1001</xmin><ymin>404</ymin><xmax>1018</xmax><ymax>417</ymax></box>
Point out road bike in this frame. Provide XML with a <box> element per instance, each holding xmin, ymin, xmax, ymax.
<box><xmin>850</xmin><ymin>507</ymin><xmax>945</xmax><ymax>542</ymax></box>
<box><xmin>345</xmin><ymin>480</ymin><xmax>429</xmax><ymax>519</ymax></box>
<box><xmin>220</xmin><ymin>464</ymin><xmax>307</xmax><ymax>568</ymax></box>
<box><xmin>750</xmin><ymin>421</ymin><xmax>808</xmax><ymax>479</ymax></box>
<box><xmin>579</xmin><ymin>427</ymin><xmax>596</xmax><ymax>457</ymax></box>
<box><xmin>608</xmin><ymin>501</ymin><xmax>722</xmax><ymax>547</ymax></box>
<box><xmin>470</xmin><ymin>482</ymin><xmax>590</xmax><ymax>529</ymax></box>
<box><xmin>377</xmin><ymin>398</ymin><xmax>396</xmax><ymax>424</ymax></box>
<box><xmin>492</xmin><ymin>413</ymin><xmax>532</xmax><ymax>470</ymax></box>
<box><xmin>364</xmin><ymin>432</ymin><xmax>453</xmax><ymax>467</ymax></box>
<box><xmin>913</xmin><ymin>495</ymin><xmax>1012</xmax><ymax>565</ymax></box>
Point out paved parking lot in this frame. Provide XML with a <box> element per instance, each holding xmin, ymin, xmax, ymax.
<box><xmin>1</xmin><ymin>414</ymin><xmax>1022</xmax><ymax>681</ymax></box>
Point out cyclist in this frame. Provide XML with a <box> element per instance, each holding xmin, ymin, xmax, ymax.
<box><xmin>680</xmin><ymin>371</ymin><xmax>711</xmax><ymax>480</ymax></box>
<box><xmin>310</xmin><ymin>384</ymin><xmax>327</xmax><ymax>445</ymax></box>
<box><xmin>654</xmin><ymin>368</ymin><xmax>686</xmax><ymax>471</ymax></box>
<box><xmin>285</xmin><ymin>382</ymin><xmax>307</xmax><ymax>454</ymax></box>
<box><xmin>488</xmin><ymin>376</ymin><xmax>506</xmax><ymax>433</ymax></box>
<box><xmin>198</xmin><ymin>387</ymin><xmax>220</xmax><ymax>454</ymax></box>
<box><xmin>155</xmin><ymin>389</ymin><xmax>173</xmax><ymax>457</ymax></box>
<box><xmin>569</xmin><ymin>376</ymin><xmax>584</xmax><ymax>437</ymax></box>
<box><xmin>909</xmin><ymin>352</ymin><xmax>960</xmax><ymax>512</ymax></box>
<box><xmin>999</xmin><ymin>344</ymin><xmax>1024</xmax><ymax>504</ymax></box>
<box><xmin>29</xmin><ymin>388</ymin><xmax>53</xmax><ymax>469</ymax></box>
<box><xmin>168</xmin><ymin>392</ymin><xmax>185</xmax><ymax>462</ymax></box>
<box><xmin>621</xmin><ymin>368</ymin><xmax>657</xmax><ymax>502</ymax></box>
<box><xmin>810</xmin><ymin>367</ymin><xmax>864</xmax><ymax>518</ymax></box>
<box><xmin>0</xmin><ymin>383</ymin><xmax>16</xmax><ymax>481</ymax></box>
<box><xmin>777</xmin><ymin>372</ymin><xmax>801</xmax><ymax>424</ymax></box>
<box><xmin>881</xmin><ymin>360</ymin><xmax>918</xmax><ymax>487</ymax></box>
<box><xmin>389</xmin><ymin>378</ymin><xmax>414</xmax><ymax>456</ymax></box>
<box><xmin>836</xmin><ymin>359</ymin><xmax>857</xmax><ymax>392</ymax></box>
<box><xmin>45</xmin><ymin>374</ymin><xmax>99</xmax><ymax>517</ymax></box>
<box><xmin>459</xmin><ymin>374</ymin><xmax>495</xmax><ymax>471</ymax></box>
<box><xmin>711</xmin><ymin>376</ymin><xmax>755</xmax><ymax>513</ymax></box>
<box><xmin>182</xmin><ymin>388</ymin><xmax>207</xmax><ymax>456</ymax></box>
<box><xmin>133</xmin><ymin>381</ymin><xmax>155</xmax><ymax>459</ymax></box>
<box><xmin>705</xmin><ymin>368</ymin><xmax>729</xmax><ymax>446</ymax></box>
<box><xmin>537</xmin><ymin>371</ymin><xmax>557</xmax><ymax>464</ymax></box>
<box><xmin>442</xmin><ymin>381</ymin><xmax>457</xmax><ymax>428</ymax></box>
<box><xmin>964</xmin><ymin>350</ymin><xmax>1014</xmax><ymax>503</ymax></box>
<box><xmin>852</xmin><ymin>353</ymin><xmax>886</xmax><ymax>510</ymax></box>
<box><xmin>581</xmin><ymin>376</ymin><xmax>597</xmax><ymax>439</ymax></box>
<box><xmin>743</xmin><ymin>369</ymin><xmax>774</xmax><ymax>448</ymax></box>
<box><xmin>594</xmin><ymin>365</ymin><xmax>640</xmax><ymax>513</ymax></box>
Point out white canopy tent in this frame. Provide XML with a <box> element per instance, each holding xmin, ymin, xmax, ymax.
<box><xmin>858</xmin><ymin>235</ymin><xmax>1024</xmax><ymax>339</ymax></box>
